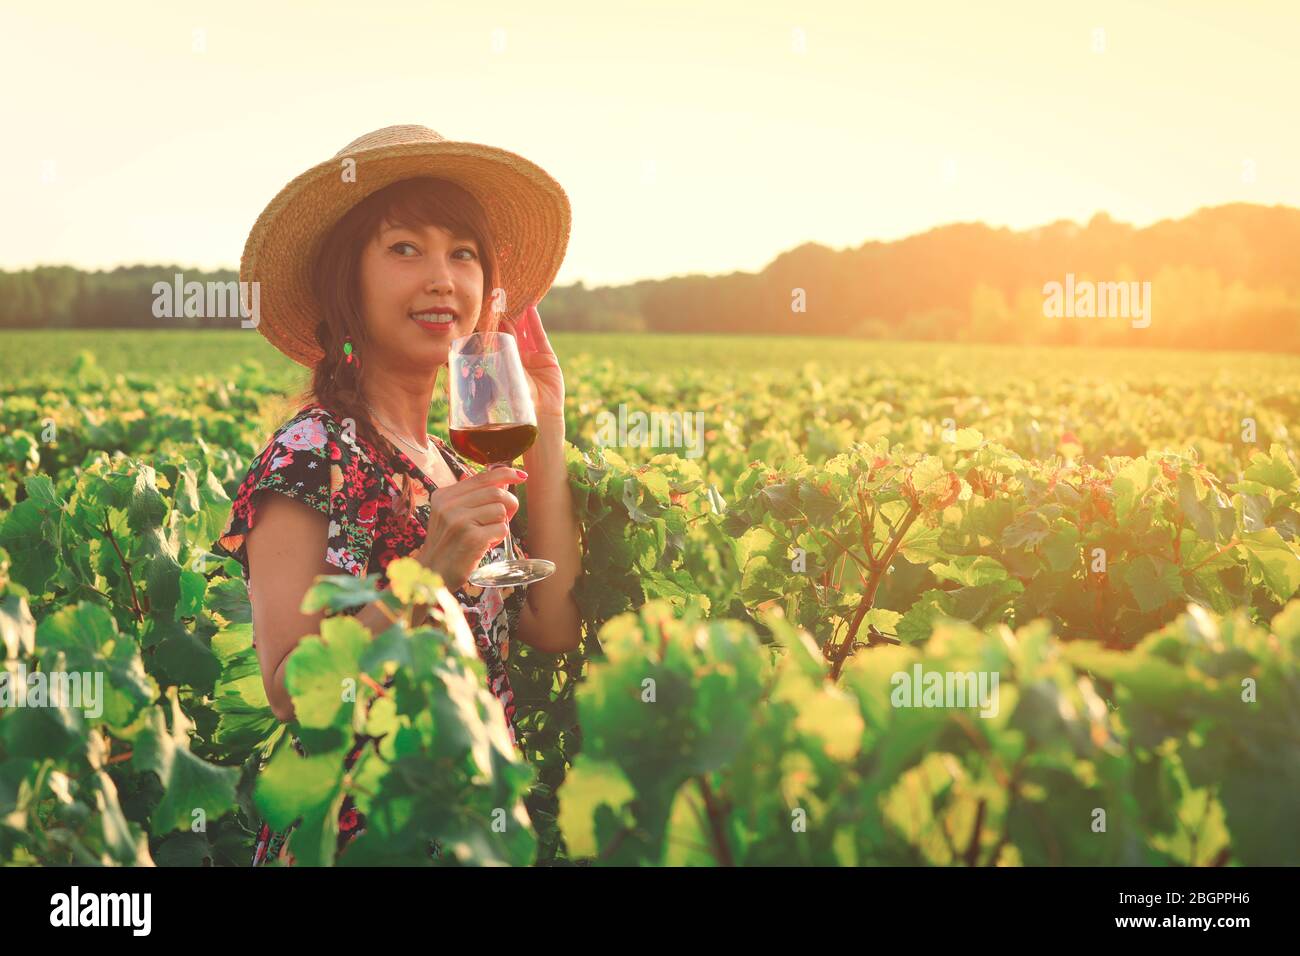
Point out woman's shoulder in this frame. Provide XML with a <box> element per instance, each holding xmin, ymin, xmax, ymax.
<box><xmin>230</xmin><ymin>401</ymin><xmax>392</xmax><ymax>512</ymax></box>
<box><xmin>261</xmin><ymin>402</ymin><xmax>381</xmax><ymax>469</ymax></box>
<box><xmin>213</xmin><ymin>401</ymin><xmax>390</xmax><ymax>583</ymax></box>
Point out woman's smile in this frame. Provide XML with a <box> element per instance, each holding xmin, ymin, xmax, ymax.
<box><xmin>409</xmin><ymin>306</ymin><xmax>459</xmax><ymax>333</ymax></box>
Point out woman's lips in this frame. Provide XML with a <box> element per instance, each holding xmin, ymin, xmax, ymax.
<box><xmin>410</xmin><ymin>310</ymin><xmax>456</xmax><ymax>333</ymax></box>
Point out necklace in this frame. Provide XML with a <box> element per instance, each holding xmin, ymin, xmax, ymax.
<box><xmin>364</xmin><ymin>403</ymin><xmax>434</xmax><ymax>463</ymax></box>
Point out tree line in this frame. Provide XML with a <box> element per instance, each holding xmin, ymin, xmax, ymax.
<box><xmin>3</xmin><ymin>203</ymin><xmax>1298</xmax><ymax>351</ymax></box>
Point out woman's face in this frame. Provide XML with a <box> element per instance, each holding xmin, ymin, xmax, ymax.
<box><xmin>357</xmin><ymin>220</ymin><xmax>484</xmax><ymax>372</ymax></box>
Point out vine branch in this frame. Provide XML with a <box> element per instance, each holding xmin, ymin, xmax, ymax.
<box><xmin>101</xmin><ymin>524</ymin><xmax>145</xmax><ymax>623</ymax></box>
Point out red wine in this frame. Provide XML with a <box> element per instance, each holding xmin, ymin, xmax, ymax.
<box><xmin>450</xmin><ymin>422</ymin><xmax>538</xmax><ymax>464</ymax></box>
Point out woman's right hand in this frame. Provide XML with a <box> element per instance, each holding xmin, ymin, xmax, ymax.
<box><xmin>417</xmin><ymin>466</ymin><xmax>526</xmax><ymax>590</ymax></box>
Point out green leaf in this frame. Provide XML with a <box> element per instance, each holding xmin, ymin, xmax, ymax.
<box><xmin>1041</xmin><ymin>519</ymin><xmax>1081</xmax><ymax>572</ymax></box>
<box><xmin>1177</xmin><ymin>472</ymin><xmax>1216</xmax><ymax>541</ymax></box>
<box><xmin>178</xmin><ymin>569</ymin><xmax>207</xmax><ymax>618</ymax></box>
<box><xmin>0</xmin><ymin>593</ymin><xmax>36</xmax><ymax>660</ymax></box>
<box><xmin>35</xmin><ymin>602</ymin><xmax>155</xmax><ymax>729</ymax></box>
<box><xmin>146</xmin><ymin>547</ymin><xmax>182</xmax><ymax>618</ymax></box>
<box><xmin>1062</xmin><ymin>642</ymin><xmax>1200</xmax><ymax>712</ymax></box>
<box><xmin>253</xmin><ymin>741</ymin><xmax>348</xmax><ymax>867</ymax></box>
<box><xmin>1001</xmin><ymin>510</ymin><xmax>1051</xmax><ymax>550</ymax></box>
<box><xmin>557</xmin><ymin>756</ymin><xmax>637</xmax><ymax>861</ymax></box>
<box><xmin>797</xmin><ymin>480</ymin><xmax>840</xmax><ymax>526</ymax></box>
<box><xmin>909</xmin><ymin>456</ymin><xmax>947</xmax><ymax>497</ymax></box>
<box><xmin>283</xmin><ymin>616</ymin><xmax>373</xmax><ymax>729</ymax></box>
<box><xmin>153</xmin><ymin>630</ymin><xmax>221</xmax><ymax>693</ymax></box>
<box><xmin>898</xmin><ymin>524</ymin><xmax>945</xmax><ymax>563</ymax></box>
<box><xmin>622</xmin><ymin>477</ymin><xmax>665</xmax><ymax>524</ymax></box>
<box><xmin>1217</xmin><ymin>755</ymin><xmax>1300</xmax><ymax>865</ymax></box>
<box><xmin>636</xmin><ymin>469</ymin><xmax>672</xmax><ymax>506</ymax></box>
<box><xmin>737</xmin><ymin>527</ymin><xmax>789</xmax><ymax>603</ymax></box>
<box><xmin>758</xmin><ymin>482</ymin><xmax>802</xmax><ymax>521</ymax></box>
<box><xmin>1240</xmin><ymin>528</ymin><xmax>1300</xmax><ymax>602</ymax></box>
<box><xmin>300</xmin><ymin>572</ymin><xmax>391</xmax><ymax>616</ymax></box>
<box><xmin>791</xmin><ymin>684</ymin><xmax>864</xmax><ymax>760</ymax></box>
<box><xmin>864</xmin><ymin>607</ymin><xmax>903</xmax><ymax>636</ymax></box>
<box><xmin>1112</xmin><ymin>457</ymin><xmax>1157</xmax><ymax>524</ymax></box>
<box><xmin>896</xmin><ymin>590</ymin><xmax>954</xmax><ymax>643</ymax></box>
<box><xmin>153</xmin><ymin>830</ymin><xmax>215</xmax><ymax>867</ymax></box>
<box><xmin>1243</xmin><ymin>443</ymin><xmax>1299</xmax><ymax>493</ymax></box>
<box><xmin>0</xmin><ymin>495</ymin><xmax>61</xmax><ymax>594</ymax></box>
<box><xmin>206</xmin><ymin>576</ymin><xmax>252</xmax><ymax>623</ymax></box>
<box><xmin>0</xmin><ymin>695</ymin><xmax>84</xmax><ymax>759</ymax></box>
<box><xmin>930</xmin><ymin>555</ymin><xmax>1011</xmax><ymax>588</ymax></box>
<box><xmin>23</xmin><ymin>473</ymin><xmax>62</xmax><ymax>510</ymax></box>
<box><xmin>133</xmin><ymin>688</ymin><xmax>239</xmax><ymax>835</ymax></box>
<box><xmin>127</xmin><ymin>466</ymin><xmax>169</xmax><ymax>534</ymax></box>
<box><xmin>1120</xmin><ymin>555</ymin><xmax>1182</xmax><ymax>613</ymax></box>
<box><xmin>720</xmin><ymin>509</ymin><xmax>752</xmax><ymax>537</ymax></box>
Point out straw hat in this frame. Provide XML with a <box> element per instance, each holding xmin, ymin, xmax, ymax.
<box><xmin>240</xmin><ymin>124</ymin><xmax>571</xmax><ymax>368</ymax></box>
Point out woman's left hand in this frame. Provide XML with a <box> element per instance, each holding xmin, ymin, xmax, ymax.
<box><xmin>500</xmin><ymin>302</ymin><xmax>564</xmax><ymax>421</ymax></box>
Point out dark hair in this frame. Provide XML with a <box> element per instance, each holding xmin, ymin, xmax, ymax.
<box><xmin>287</xmin><ymin>177</ymin><xmax>500</xmax><ymax>509</ymax></box>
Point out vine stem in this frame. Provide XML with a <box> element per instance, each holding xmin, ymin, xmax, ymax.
<box><xmin>77</xmin><ymin>583</ymin><xmax>138</xmax><ymax>618</ymax></box>
<box><xmin>695</xmin><ymin>775</ymin><xmax>735</xmax><ymax>867</ymax></box>
<box><xmin>951</xmin><ymin>713</ymin><xmax>1014</xmax><ymax>789</ymax></box>
<box><xmin>964</xmin><ymin>798</ymin><xmax>987</xmax><ymax>866</ymax></box>
<box><xmin>101</xmin><ymin>524</ymin><xmax>145</xmax><ymax>623</ymax></box>
<box><xmin>358</xmin><ymin>674</ymin><xmax>388</xmax><ymax>697</ymax></box>
<box><xmin>809</xmin><ymin>526</ymin><xmax>872</xmax><ymax>576</ymax></box>
<box><xmin>827</xmin><ymin>503</ymin><xmax>920</xmax><ymax>681</ymax></box>
<box><xmin>596</xmin><ymin>822</ymin><xmax>638</xmax><ymax>862</ymax></box>
<box><xmin>1185</xmin><ymin>538</ymin><xmax>1240</xmax><ymax>573</ymax></box>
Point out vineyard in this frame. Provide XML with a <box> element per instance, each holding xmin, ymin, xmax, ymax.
<box><xmin>1</xmin><ymin>334</ymin><xmax>1298</xmax><ymax>866</ymax></box>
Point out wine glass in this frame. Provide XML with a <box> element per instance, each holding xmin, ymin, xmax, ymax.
<box><xmin>447</xmin><ymin>329</ymin><xmax>556</xmax><ymax>587</ymax></box>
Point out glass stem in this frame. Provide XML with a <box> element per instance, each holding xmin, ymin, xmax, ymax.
<box><xmin>489</xmin><ymin>462</ymin><xmax>519</xmax><ymax>562</ymax></box>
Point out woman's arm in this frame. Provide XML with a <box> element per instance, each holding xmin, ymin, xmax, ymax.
<box><xmin>514</xmin><ymin>415</ymin><xmax>582</xmax><ymax>653</ymax></box>
<box><xmin>246</xmin><ymin>493</ymin><xmax>399</xmax><ymax>722</ymax></box>
<box><xmin>493</xmin><ymin>304</ymin><xmax>581</xmax><ymax>653</ymax></box>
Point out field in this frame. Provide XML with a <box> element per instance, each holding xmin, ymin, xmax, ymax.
<box><xmin>1</xmin><ymin>330</ymin><xmax>1298</xmax><ymax>866</ymax></box>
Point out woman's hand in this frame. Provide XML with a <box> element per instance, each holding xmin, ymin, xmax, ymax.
<box><xmin>417</xmin><ymin>466</ymin><xmax>526</xmax><ymax>590</ymax></box>
<box><xmin>500</xmin><ymin>303</ymin><xmax>564</xmax><ymax>420</ymax></box>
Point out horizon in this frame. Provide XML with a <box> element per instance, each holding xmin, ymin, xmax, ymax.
<box><xmin>5</xmin><ymin>199</ymin><xmax>1292</xmax><ymax>288</ymax></box>
<box><xmin>3</xmin><ymin>1</ymin><xmax>1298</xmax><ymax>286</ymax></box>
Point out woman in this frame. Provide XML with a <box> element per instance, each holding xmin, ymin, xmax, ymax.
<box><xmin>211</xmin><ymin>125</ymin><xmax>583</xmax><ymax>865</ymax></box>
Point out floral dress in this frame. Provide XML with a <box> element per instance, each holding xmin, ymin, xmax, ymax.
<box><xmin>211</xmin><ymin>401</ymin><xmax>531</xmax><ymax>865</ymax></box>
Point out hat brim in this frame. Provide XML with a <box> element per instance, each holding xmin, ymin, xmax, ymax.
<box><xmin>241</xmin><ymin>140</ymin><xmax>571</xmax><ymax>368</ymax></box>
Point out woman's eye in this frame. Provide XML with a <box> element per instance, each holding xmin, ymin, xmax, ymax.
<box><xmin>389</xmin><ymin>242</ymin><xmax>476</xmax><ymax>260</ymax></box>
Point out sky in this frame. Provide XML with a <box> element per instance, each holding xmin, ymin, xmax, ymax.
<box><xmin>2</xmin><ymin>0</ymin><xmax>1298</xmax><ymax>287</ymax></box>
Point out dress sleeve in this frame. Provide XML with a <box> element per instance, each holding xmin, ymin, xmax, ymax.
<box><xmin>212</xmin><ymin>410</ymin><xmax>381</xmax><ymax>585</ymax></box>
